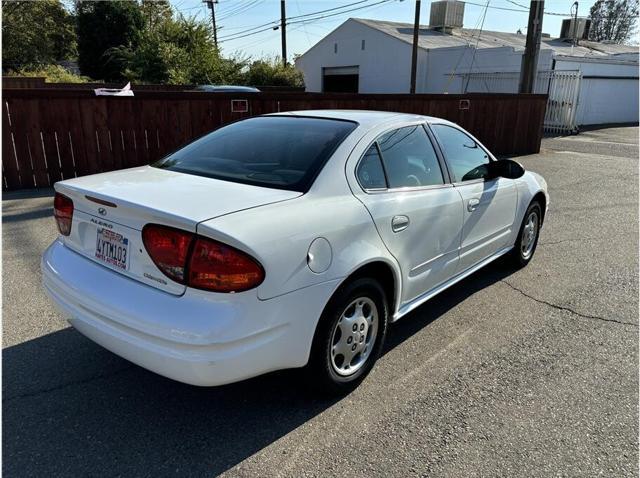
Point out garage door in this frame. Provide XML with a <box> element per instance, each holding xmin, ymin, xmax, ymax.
<box><xmin>323</xmin><ymin>66</ymin><xmax>359</xmax><ymax>93</ymax></box>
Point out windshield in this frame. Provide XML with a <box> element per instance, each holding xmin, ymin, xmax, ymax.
<box><xmin>153</xmin><ymin>116</ymin><xmax>357</xmax><ymax>192</ymax></box>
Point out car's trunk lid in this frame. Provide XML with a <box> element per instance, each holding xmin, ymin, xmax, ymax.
<box><xmin>55</xmin><ymin>166</ymin><xmax>301</xmax><ymax>295</ymax></box>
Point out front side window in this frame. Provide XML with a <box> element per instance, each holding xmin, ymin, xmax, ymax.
<box><xmin>432</xmin><ymin>124</ymin><xmax>491</xmax><ymax>182</ymax></box>
<box><xmin>376</xmin><ymin>125</ymin><xmax>444</xmax><ymax>189</ymax></box>
<box><xmin>153</xmin><ymin>116</ymin><xmax>357</xmax><ymax>192</ymax></box>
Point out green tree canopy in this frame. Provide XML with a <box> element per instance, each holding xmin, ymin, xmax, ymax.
<box><xmin>2</xmin><ymin>0</ymin><xmax>76</xmax><ymax>71</ymax></box>
<box><xmin>589</xmin><ymin>0</ymin><xmax>639</xmax><ymax>43</ymax></box>
<box><xmin>76</xmin><ymin>0</ymin><xmax>144</xmax><ymax>81</ymax></box>
<box><xmin>109</xmin><ymin>14</ymin><xmax>246</xmax><ymax>85</ymax></box>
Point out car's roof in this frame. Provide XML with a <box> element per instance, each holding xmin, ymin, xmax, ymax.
<box><xmin>270</xmin><ymin>109</ymin><xmax>450</xmax><ymax>127</ymax></box>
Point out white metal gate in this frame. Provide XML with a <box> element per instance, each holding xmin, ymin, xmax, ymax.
<box><xmin>458</xmin><ymin>70</ymin><xmax>582</xmax><ymax>135</ymax></box>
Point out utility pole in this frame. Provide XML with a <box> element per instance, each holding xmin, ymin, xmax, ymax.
<box><xmin>519</xmin><ymin>0</ymin><xmax>544</xmax><ymax>93</ymax></box>
<box><xmin>281</xmin><ymin>0</ymin><xmax>287</xmax><ymax>66</ymax></box>
<box><xmin>409</xmin><ymin>0</ymin><xmax>421</xmax><ymax>94</ymax></box>
<box><xmin>203</xmin><ymin>0</ymin><xmax>219</xmax><ymax>48</ymax></box>
<box><xmin>571</xmin><ymin>1</ymin><xmax>579</xmax><ymax>46</ymax></box>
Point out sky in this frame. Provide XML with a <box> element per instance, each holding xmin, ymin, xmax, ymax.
<box><xmin>169</xmin><ymin>0</ymin><xmax>614</xmax><ymax>61</ymax></box>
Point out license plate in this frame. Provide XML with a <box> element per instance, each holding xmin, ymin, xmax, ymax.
<box><xmin>95</xmin><ymin>228</ymin><xmax>129</xmax><ymax>270</ymax></box>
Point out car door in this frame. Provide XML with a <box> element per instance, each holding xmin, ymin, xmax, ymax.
<box><xmin>430</xmin><ymin>123</ymin><xmax>518</xmax><ymax>273</ymax></box>
<box><xmin>352</xmin><ymin>124</ymin><xmax>463</xmax><ymax>306</ymax></box>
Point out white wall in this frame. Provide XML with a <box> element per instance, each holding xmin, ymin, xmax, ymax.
<box><xmin>418</xmin><ymin>46</ymin><xmax>554</xmax><ymax>94</ymax></box>
<box><xmin>555</xmin><ymin>57</ymin><xmax>639</xmax><ymax>125</ymax></box>
<box><xmin>295</xmin><ymin>19</ymin><xmax>413</xmax><ymax>93</ymax></box>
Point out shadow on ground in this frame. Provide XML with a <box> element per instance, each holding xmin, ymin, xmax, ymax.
<box><xmin>3</xmin><ymin>260</ymin><xmax>515</xmax><ymax>476</ymax></box>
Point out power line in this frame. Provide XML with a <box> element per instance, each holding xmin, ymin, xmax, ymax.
<box><xmin>218</xmin><ymin>0</ymin><xmax>395</xmax><ymax>43</ymax></box>
<box><xmin>217</xmin><ymin>0</ymin><xmax>380</xmax><ymax>41</ymax></box>
<box><xmin>464</xmin><ymin>0</ymin><xmax>490</xmax><ymax>92</ymax></box>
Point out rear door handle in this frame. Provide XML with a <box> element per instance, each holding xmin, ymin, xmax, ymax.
<box><xmin>467</xmin><ymin>198</ymin><xmax>480</xmax><ymax>212</ymax></box>
<box><xmin>391</xmin><ymin>215</ymin><xmax>410</xmax><ymax>233</ymax></box>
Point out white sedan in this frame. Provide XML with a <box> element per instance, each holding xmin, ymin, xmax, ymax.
<box><xmin>42</xmin><ymin>110</ymin><xmax>549</xmax><ymax>393</ymax></box>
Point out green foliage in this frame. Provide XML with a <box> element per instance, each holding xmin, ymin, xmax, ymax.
<box><xmin>2</xmin><ymin>0</ymin><xmax>76</xmax><ymax>70</ymax></box>
<box><xmin>76</xmin><ymin>0</ymin><xmax>144</xmax><ymax>81</ymax></box>
<box><xmin>6</xmin><ymin>64</ymin><xmax>90</xmax><ymax>83</ymax></box>
<box><xmin>109</xmin><ymin>14</ymin><xmax>246</xmax><ymax>85</ymax></box>
<box><xmin>244</xmin><ymin>58</ymin><xmax>305</xmax><ymax>88</ymax></box>
<box><xmin>589</xmin><ymin>0</ymin><xmax>639</xmax><ymax>43</ymax></box>
<box><xmin>4</xmin><ymin>0</ymin><xmax>305</xmax><ymax>88</ymax></box>
<box><xmin>140</xmin><ymin>0</ymin><xmax>173</xmax><ymax>30</ymax></box>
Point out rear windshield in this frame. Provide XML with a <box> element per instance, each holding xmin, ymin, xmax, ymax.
<box><xmin>153</xmin><ymin>116</ymin><xmax>357</xmax><ymax>192</ymax></box>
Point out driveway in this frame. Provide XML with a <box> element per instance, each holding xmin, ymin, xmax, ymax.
<box><xmin>3</xmin><ymin>126</ymin><xmax>638</xmax><ymax>477</ymax></box>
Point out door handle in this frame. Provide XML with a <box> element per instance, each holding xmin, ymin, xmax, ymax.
<box><xmin>391</xmin><ymin>215</ymin><xmax>410</xmax><ymax>233</ymax></box>
<box><xmin>467</xmin><ymin>198</ymin><xmax>480</xmax><ymax>212</ymax></box>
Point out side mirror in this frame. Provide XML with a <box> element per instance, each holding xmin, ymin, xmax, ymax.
<box><xmin>487</xmin><ymin>159</ymin><xmax>525</xmax><ymax>179</ymax></box>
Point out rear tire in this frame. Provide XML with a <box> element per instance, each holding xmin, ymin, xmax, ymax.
<box><xmin>508</xmin><ymin>201</ymin><xmax>541</xmax><ymax>268</ymax></box>
<box><xmin>306</xmin><ymin>277</ymin><xmax>389</xmax><ymax>395</ymax></box>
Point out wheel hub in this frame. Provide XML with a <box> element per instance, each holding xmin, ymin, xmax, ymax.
<box><xmin>330</xmin><ymin>297</ymin><xmax>378</xmax><ymax>376</ymax></box>
<box><xmin>521</xmin><ymin>210</ymin><xmax>539</xmax><ymax>259</ymax></box>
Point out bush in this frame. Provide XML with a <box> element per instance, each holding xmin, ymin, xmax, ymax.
<box><xmin>6</xmin><ymin>65</ymin><xmax>90</xmax><ymax>83</ymax></box>
<box><xmin>244</xmin><ymin>58</ymin><xmax>304</xmax><ymax>88</ymax></box>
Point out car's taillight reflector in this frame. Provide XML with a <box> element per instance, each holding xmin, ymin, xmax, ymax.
<box><xmin>141</xmin><ymin>224</ymin><xmax>264</xmax><ymax>293</ymax></box>
<box><xmin>142</xmin><ymin>225</ymin><xmax>194</xmax><ymax>283</ymax></box>
<box><xmin>54</xmin><ymin>192</ymin><xmax>74</xmax><ymax>236</ymax></box>
<box><xmin>188</xmin><ymin>237</ymin><xmax>265</xmax><ymax>293</ymax></box>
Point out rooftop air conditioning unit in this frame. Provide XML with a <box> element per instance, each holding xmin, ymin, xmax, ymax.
<box><xmin>560</xmin><ymin>18</ymin><xmax>591</xmax><ymax>41</ymax></box>
<box><xmin>429</xmin><ymin>0</ymin><xmax>465</xmax><ymax>32</ymax></box>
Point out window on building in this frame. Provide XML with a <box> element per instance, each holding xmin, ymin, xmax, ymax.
<box><xmin>334</xmin><ymin>42</ymin><xmax>338</xmax><ymax>54</ymax></box>
<box><xmin>361</xmin><ymin>39</ymin><xmax>366</xmax><ymax>50</ymax></box>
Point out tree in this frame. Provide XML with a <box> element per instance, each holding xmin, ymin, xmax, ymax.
<box><xmin>140</xmin><ymin>0</ymin><xmax>172</xmax><ymax>30</ymax></box>
<box><xmin>2</xmin><ymin>0</ymin><xmax>76</xmax><ymax>71</ymax></box>
<box><xmin>76</xmin><ymin>0</ymin><xmax>144</xmax><ymax>81</ymax></box>
<box><xmin>589</xmin><ymin>0</ymin><xmax>639</xmax><ymax>43</ymax></box>
<box><xmin>109</xmin><ymin>14</ymin><xmax>246</xmax><ymax>85</ymax></box>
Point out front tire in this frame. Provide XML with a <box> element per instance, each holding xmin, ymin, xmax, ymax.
<box><xmin>306</xmin><ymin>277</ymin><xmax>389</xmax><ymax>394</ymax></box>
<box><xmin>509</xmin><ymin>201</ymin><xmax>541</xmax><ymax>268</ymax></box>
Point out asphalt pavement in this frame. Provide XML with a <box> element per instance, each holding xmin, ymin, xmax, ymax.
<box><xmin>3</xmin><ymin>126</ymin><xmax>638</xmax><ymax>477</ymax></box>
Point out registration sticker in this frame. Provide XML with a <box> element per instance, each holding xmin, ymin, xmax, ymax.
<box><xmin>95</xmin><ymin>228</ymin><xmax>129</xmax><ymax>270</ymax></box>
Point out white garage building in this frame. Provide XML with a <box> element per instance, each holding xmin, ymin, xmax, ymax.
<box><xmin>295</xmin><ymin>2</ymin><xmax>638</xmax><ymax>131</ymax></box>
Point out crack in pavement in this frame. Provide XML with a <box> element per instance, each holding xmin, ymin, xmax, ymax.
<box><xmin>3</xmin><ymin>365</ymin><xmax>134</xmax><ymax>403</ymax></box>
<box><xmin>500</xmin><ymin>280</ymin><xmax>639</xmax><ymax>328</ymax></box>
<box><xmin>539</xmin><ymin>236</ymin><xmax>602</xmax><ymax>246</ymax></box>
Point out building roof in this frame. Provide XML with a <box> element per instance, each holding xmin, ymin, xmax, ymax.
<box><xmin>352</xmin><ymin>18</ymin><xmax>639</xmax><ymax>58</ymax></box>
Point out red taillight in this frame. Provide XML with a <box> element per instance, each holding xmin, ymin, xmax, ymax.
<box><xmin>54</xmin><ymin>192</ymin><xmax>74</xmax><ymax>236</ymax></box>
<box><xmin>142</xmin><ymin>225</ymin><xmax>194</xmax><ymax>283</ymax></box>
<box><xmin>141</xmin><ymin>224</ymin><xmax>264</xmax><ymax>293</ymax></box>
<box><xmin>188</xmin><ymin>237</ymin><xmax>265</xmax><ymax>293</ymax></box>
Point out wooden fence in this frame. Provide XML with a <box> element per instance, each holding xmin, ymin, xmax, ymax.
<box><xmin>1</xmin><ymin>89</ymin><xmax>547</xmax><ymax>190</ymax></box>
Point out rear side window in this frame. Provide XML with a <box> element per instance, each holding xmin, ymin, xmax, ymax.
<box><xmin>357</xmin><ymin>145</ymin><xmax>386</xmax><ymax>189</ymax></box>
<box><xmin>377</xmin><ymin>125</ymin><xmax>444</xmax><ymax>188</ymax></box>
<box><xmin>153</xmin><ymin>116</ymin><xmax>357</xmax><ymax>192</ymax></box>
<box><xmin>432</xmin><ymin>124</ymin><xmax>491</xmax><ymax>182</ymax></box>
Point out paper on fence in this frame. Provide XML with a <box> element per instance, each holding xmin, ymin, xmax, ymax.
<box><xmin>94</xmin><ymin>82</ymin><xmax>134</xmax><ymax>97</ymax></box>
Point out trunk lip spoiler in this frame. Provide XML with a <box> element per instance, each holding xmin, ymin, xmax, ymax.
<box><xmin>85</xmin><ymin>195</ymin><xmax>118</xmax><ymax>208</ymax></box>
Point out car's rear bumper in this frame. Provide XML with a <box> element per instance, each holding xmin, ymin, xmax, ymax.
<box><xmin>42</xmin><ymin>240</ymin><xmax>340</xmax><ymax>386</ymax></box>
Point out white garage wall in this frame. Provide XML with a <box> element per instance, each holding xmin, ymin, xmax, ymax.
<box><xmin>418</xmin><ymin>46</ymin><xmax>554</xmax><ymax>93</ymax></box>
<box><xmin>295</xmin><ymin>19</ymin><xmax>414</xmax><ymax>93</ymax></box>
<box><xmin>555</xmin><ymin>57</ymin><xmax>639</xmax><ymax>125</ymax></box>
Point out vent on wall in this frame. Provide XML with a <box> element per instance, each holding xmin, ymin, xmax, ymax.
<box><xmin>429</xmin><ymin>0</ymin><xmax>465</xmax><ymax>32</ymax></box>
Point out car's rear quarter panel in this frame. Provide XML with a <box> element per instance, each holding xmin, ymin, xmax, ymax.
<box><xmin>197</xmin><ymin>192</ymin><xmax>401</xmax><ymax>303</ymax></box>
